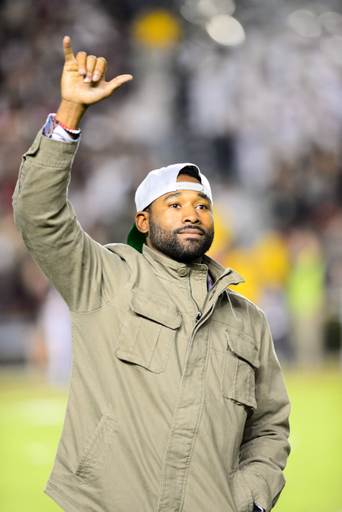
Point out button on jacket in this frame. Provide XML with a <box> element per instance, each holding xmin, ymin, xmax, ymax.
<box><xmin>13</xmin><ymin>130</ymin><xmax>290</xmax><ymax>512</ymax></box>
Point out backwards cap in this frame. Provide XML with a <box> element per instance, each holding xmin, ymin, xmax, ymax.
<box><xmin>127</xmin><ymin>162</ymin><xmax>212</xmax><ymax>252</ymax></box>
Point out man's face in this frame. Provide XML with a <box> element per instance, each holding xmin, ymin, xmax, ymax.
<box><xmin>140</xmin><ymin>175</ymin><xmax>214</xmax><ymax>263</ymax></box>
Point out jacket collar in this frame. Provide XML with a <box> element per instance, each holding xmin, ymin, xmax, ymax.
<box><xmin>142</xmin><ymin>244</ymin><xmax>208</xmax><ymax>282</ymax></box>
<box><xmin>142</xmin><ymin>244</ymin><xmax>245</xmax><ymax>291</ymax></box>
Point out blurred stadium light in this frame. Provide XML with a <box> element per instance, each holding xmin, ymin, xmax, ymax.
<box><xmin>287</xmin><ymin>10</ymin><xmax>322</xmax><ymax>38</ymax></box>
<box><xmin>206</xmin><ymin>14</ymin><xmax>245</xmax><ymax>46</ymax></box>
<box><xmin>319</xmin><ymin>11</ymin><xmax>342</xmax><ymax>35</ymax></box>
<box><xmin>180</xmin><ymin>0</ymin><xmax>236</xmax><ymax>24</ymax></box>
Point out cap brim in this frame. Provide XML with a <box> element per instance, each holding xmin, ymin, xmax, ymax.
<box><xmin>127</xmin><ymin>224</ymin><xmax>146</xmax><ymax>253</ymax></box>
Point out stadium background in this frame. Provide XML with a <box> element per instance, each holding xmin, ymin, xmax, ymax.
<box><xmin>0</xmin><ymin>0</ymin><xmax>341</xmax><ymax>510</ymax></box>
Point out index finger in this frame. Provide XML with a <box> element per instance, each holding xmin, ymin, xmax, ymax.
<box><xmin>63</xmin><ymin>36</ymin><xmax>75</xmax><ymax>62</ymax></box>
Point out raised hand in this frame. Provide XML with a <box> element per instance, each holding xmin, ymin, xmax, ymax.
<box><xmin>56</xmin><ymin>36</ymin><xmax>133</xmax><ymax>129</ymax></box>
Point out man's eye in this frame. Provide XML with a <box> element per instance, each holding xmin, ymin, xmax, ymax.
<box><xmin>170</xmin><ymin>203</ymin><xmax>180</xmax><ymax>208</ymax></box>
<box><xmin>196</xmin><ymin>204</ymin><xmax>208</xmax><ymax>210</ymax></box>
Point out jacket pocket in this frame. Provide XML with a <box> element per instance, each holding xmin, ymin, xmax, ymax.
<box><xmin>230</xmin><ymin>469</ymin><xmax>254</xmax><ymax>512</ymax></box>
<box><xmin>115</xmin><ymin>290</ymin><xmax>182</xmax><ymax>373</ymax></box>
<box><xmin>222</xmin><ymin>329</ymin><xmax>260</xmax><ymax>410</ymax></box>
<box><xmin>75</xmin><ymin>412</ymin><xmax>118</xmax><ymax>485</ymax></box>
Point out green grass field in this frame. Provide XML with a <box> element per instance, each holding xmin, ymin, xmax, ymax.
<box><xmin>0</xmin><ymin>366</ymin><xmax>341</xmax><ymax>512</ymax></box>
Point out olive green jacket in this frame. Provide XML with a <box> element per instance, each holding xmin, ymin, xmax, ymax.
<box><xmin>13</xmin><ymin>130</ymin><xmax>290</xmax><ymax>512</ymax></box>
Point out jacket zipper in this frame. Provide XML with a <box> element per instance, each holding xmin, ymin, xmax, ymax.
<box><xmin>186</xmin><ymin>269</ymin><xmax>203</xmax><ymax>323</ymax></box>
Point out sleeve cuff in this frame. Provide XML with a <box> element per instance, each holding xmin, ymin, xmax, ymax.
<box><xmin>42</xmin><ymin>113</ymin><xmax>81</xmax><ymax>142</ymax></box>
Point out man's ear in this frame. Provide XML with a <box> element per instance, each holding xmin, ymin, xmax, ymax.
<box><xmin>135</xmin><ymin>211</ymin><xmax>149</xmax><ymax>234</ymax></box>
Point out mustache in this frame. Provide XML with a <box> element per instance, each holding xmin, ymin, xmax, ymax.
<box><xmin>174</xmin><ymin>225</ymin><xmax>207</xmax><ymax>235</ymax></box>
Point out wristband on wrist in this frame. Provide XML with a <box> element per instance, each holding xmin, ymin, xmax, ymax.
<box><xmin>51</xmin><ymin>114</ymin><xmax>81</xmax><ymax>135</ymax></box>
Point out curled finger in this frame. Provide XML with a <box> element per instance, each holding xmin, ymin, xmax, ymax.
<box><xmin>76</xmin><ymin>51</ymin><xmax>87</xmax><ymax>76</ymax></box>
<box><xmin>83</xmin><ymin>55</ymin><xmax>97</xmax><ymax>83</ymax></box>
<box><xmin>92</xmin><ymin>57</ymin><xmax>107</xmax><ymax>82</ymax></box>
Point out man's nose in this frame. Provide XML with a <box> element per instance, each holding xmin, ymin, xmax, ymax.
<box><xmin>182</xmin><ymin>205</ymin><xmax>200</xmax><ymax>223</ymax></box>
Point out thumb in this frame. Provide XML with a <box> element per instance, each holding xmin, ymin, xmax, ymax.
<box><xmin>107</xmin><ymin>74</ymin><xmax>133</xmax><ymax>93</ymax></box>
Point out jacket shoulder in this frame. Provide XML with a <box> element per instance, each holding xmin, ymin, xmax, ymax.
<box><xmin>104</xmin><ymin>243</ymin><xmax>153</xmax><ymax>275</ymax></box>
<box><xmin>227</xmin><ymin>287</ymin><xmax>267</xmax><ymax>321</ymax></box>
<box><xmin>104</xmin><ymin>242</ymin><xmax>139</xmax><ymax>257</ymax></box>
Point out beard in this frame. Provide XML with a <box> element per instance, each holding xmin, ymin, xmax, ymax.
<box><xmin>148</xmin><ymin>221</ymin><xmax>214</xmax><ymax>263</ymax></box>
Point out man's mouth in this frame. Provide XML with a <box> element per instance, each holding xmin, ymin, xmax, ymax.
<box><xmin>176</xmin><ymin>227</ymin><xmax>205</xmax><ymax>237</ymax></box>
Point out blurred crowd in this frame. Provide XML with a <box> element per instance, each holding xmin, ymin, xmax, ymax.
<box><xmin>1</xmin><ymin>0</ymin><xmax>342</xmax><ymax>383</ymax></box>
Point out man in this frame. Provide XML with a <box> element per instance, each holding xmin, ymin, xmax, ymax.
<box><xmin>13</xmin><ymin>37</ymin><xmax>290</xmax><ymax>512</ymax></box>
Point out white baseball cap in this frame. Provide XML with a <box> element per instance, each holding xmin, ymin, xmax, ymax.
<box><xmin>127</xmin><ymin>163</ymin><xmax>212</xmax><ymax>252</ymax></box>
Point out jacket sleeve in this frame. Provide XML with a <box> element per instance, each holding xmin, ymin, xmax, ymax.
<box><xmin>12</xmin><ymin>129</ymin><xmax>131</xmax><ymax>312</ymax></box>
<box><xmin>239</xmin><ymin>312</ymin><xmax>291</xmax><ymax>512</ymax></box>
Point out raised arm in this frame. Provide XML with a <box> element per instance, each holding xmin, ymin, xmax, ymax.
<box><xmin>13</xmin><ymin>37</ymin><xmax>133</xmax><ymax>312</ymax></box>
